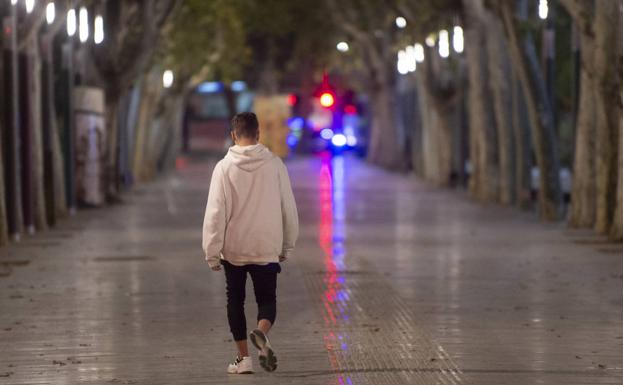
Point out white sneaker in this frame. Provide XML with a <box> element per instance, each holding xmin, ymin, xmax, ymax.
<box><xmin>227</xmin><ymin>356</ymin><xmax>253</xmax><ymax>374</ymax></box>
<box><xmin>249</xmin><ymin>329</ymin><xmax>277</xmax><ymax>372</ymax></box>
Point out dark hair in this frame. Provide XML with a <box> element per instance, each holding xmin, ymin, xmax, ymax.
<box><xmin>230</xmin><ymin>112</ymin><xmax>259</xmax><ymax>139</ymax></box>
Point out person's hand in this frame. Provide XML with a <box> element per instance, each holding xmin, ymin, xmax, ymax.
<box><xmin>211</xmin><ymin>264</ymin><xmax>222</xmax><ymax>271</ymax></box>
<box><xmin>279</xmin><ymin>255</ymin><xmax>287</xmax><ymax>262</ymax></box>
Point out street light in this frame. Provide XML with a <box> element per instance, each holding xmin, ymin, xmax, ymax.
<box><xmin>79</xmin><ymin>7</ymin><xmax>88</xmax><ymax>43</ymax></box>
<box><xmin>453</xmin><ymin>26</ymin><xmax>464</xmax><ymax>53</ymax></box>
<box><xmin>425</xmin><ymin>34</ymin><xmax>435</xmax><ymax>47</ymax></box>
<box><xmin>94</xmin><ymin>15</ymin><xmax>104</xmax><ymax>44</ymax></box>
<box><xmin>538</xmin><ymin>0</ymin><xmax>548</xmax><ymax>19</ymax></box>
<box><xmin>11</xmin><ymin>0</ymin><xmax>18</xmax><ymax>5</ymax></box>
<box><xmin>438</xmin><ymin>29</ymin><xmax>450</xmax><ymax>58</ymax></box>
<box><xmin>25</xmin><ymin>0</ymin><xmax>34</xmax><ymax>13</ymax></box>
<box><xmin>414</xmin><ymin>43</ymin><xmax>425</xmax><ymax>62</ymax></box>
<box><xmin>163</xmin><ymin>70</ymin><xmax>174</xmax><ymax>88</ymax></box>
<box><xmin>397</xmin><ymin>50</ymin><xmax>409</xmax><ymax>75</ymax></box>
<box><xmin>336</xmin><ymin>41</ymin><xmax>349</xmax><ymax>52</ymax></box>
<box><xmin>67</xmin><ymin>9</ymin><xmax>76</xmax><ymax>36</ymax></box>
<box><xmin>405</xmin><ymin>45</ymin><xmax>416</xmax><ymax>72</ymax></box>
<box><xmin>46</xmin><ymin>2</ymin><xmax>55</xmax><ymax>25</ymax></box>
<box><xmin>395</xmin><ymin>16</ymin><xmax>406</xmax><ymax>29</ymax></box>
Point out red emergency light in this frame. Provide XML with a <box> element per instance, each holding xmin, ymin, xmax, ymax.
<box><xmin>287</xmin><ymin>94</ymin><xmax>298</xmax><ymax>106</ymax></box>
<box><xmin>319</xmin><ymin>92</ymin><xmax>334</xmax><ymax>108</ymax></box>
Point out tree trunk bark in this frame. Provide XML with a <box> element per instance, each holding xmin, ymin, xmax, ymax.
<box><xmin>413</xmin><ymin>74</ymin><xmax>428</xmax><ymax>178</ymax></box>
<box><xmin>0</xmin><ymin>127</ymin><xmax>7</xmax><ymax>246</ymax></box>
<box><xmin>511</xmin><ymin>68</ymin><xmax>532</xmax><ymax>210</ymax></box>
<box><xmin>132</xmin><ymin>72</ymin><xmax>159</xmax><ymax>182</ymax></box>
<box><xmin>464</xmin><ymin>0</ymin><xmax>499</xmax><ymax>202</ymax></box>
<box><xmin>105</xmin><ymin>98</ymin><xmax>120</xmax><ymax>199</ymax></box>
<box><xmin>51</xmin><ymin>109</ymin><xmax>67</xmax><ymax>218</ymax></box>
<box><xmin>367</xmin><ymin>79</ymin><xmax>402</xmax><ymax>169</ymax></box>
<box><xmin>486</xmin><ymin>13</ymin><xmax>515</xmax><ymax>204</ymax></box>
<box><xmin>501</xmin><ymin>1</ymin><xmax>562</xmax><ymax>220</ymax></box>
<box><xmin>609</xmin><ymin>2</ymin><xmax>623</xmax><ymax>240</ymax></box>
<box><xmin>611</xmin><ymin>90</ymin><xmax>623</xmax><ymax>240</ymax></box>
<box><xmin>569</xmin><ymin>33</ymin><xmax>596</xmax><ymax>227</ymax></box>
<box><xmin>28</xmin><ymin>39</ymin><xmax>48</xmax><ymax>232</ymax></box>
<box><xmin>592</xmin><ymin>0</ymin><xmax>620</xmax><ymax>234</ymax></box>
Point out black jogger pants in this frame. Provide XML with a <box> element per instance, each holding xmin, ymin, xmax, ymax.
<box><xmin>222</xmin><ymin>260</ymin><xmax>280</xmax><ymax>341</ymax></box>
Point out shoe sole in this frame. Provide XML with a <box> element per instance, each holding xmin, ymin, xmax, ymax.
<box><xmin>249</xmin><ymin>330</ymin><xmax>277</xmax><ymax>372</ymax></box>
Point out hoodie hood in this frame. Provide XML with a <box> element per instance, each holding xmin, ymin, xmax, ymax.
<box><xmin>225</xmin><ymin>143</ymin><xmax>274</xmax><ymax>172</ymax></box>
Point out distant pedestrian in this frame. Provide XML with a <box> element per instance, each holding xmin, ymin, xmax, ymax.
<box><xmin>202</xmin><ymin>112</ymin><xmax>299</xmax><ymax>374</ymax></box>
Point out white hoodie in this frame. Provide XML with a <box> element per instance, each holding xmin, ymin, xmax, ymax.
<box><xmin>202</xmin><ymin>143</ymin><xmax>299</xmax><ymax>268</ymax></box>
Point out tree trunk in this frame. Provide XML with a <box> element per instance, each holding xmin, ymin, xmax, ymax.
<box><xmin>28</xmin><ymin>39</ymin><xmax>47</xmax><ymax>232</ymax></box>
<box><xmin>51</xmin><ymin>108</ymin><xmax>67</xmax><ymax>218</ymax></box>
<box><xmin>568</xmin><ymin>33</ymin><xmax>596</xmax><ymax>227</ymax></box>
<box><xmin>0</xmin><ymin>126</ymin><xmax>7</xmax><ymax>246</ymax></box>
<box><xmin>611</xmin><ymin>89</ymin><xmax>623</xmax><ymax>240</ymax></box>
<box><xmin>418</xmin><ymin>54</ymin><xmax>461</xmax><ymax>187</ymax></box>
<box><xmin>501</xmin><ymin>1</ymin><xmax>562</xmax><ymax>220</ymax></box>
<box><xmin>132</xmin><ymin>71</ymin><xmax>160</xmax><ymax>182</ymax></box>
<box><xmin>464</xmin><ymin>0</ymin><xmax>499</xmax><ymax>202</ymax></box>
<box><xmin>412</xmin><ymin>74</ymin><xmax>427</xmax><ymax>178</ymax></box>
<box><xmin>609</xmin><ymin>3</ymin><xmax>623</xmax><ymax>240</ymax></box>
<box><xmin>367</xmin><ymin>79</ymin><xmax>402</xmax><ymax>169</ymax></box>
<box><xmin>486</xmin><ymin>13</ymin><xmax>515</xmax><ymax>204</ymax></box>
<box><xmin>511</xmin><ymin>67</ymin><xmax>532</xmax><ymax>210</ymax></box>
<box><xmin>592</xmin><ymin>0</ymin><xmax>620</xmax><ymax>234</ymax></box>
<box><xmin>105</xmin><ymin>97</ymin><xmax>120</xmax><ymax>199</ymax></box>
<box><xmin>0</xmin><ymin>36</ymin><xmax>8</xmax><ymax>245</ymax></box>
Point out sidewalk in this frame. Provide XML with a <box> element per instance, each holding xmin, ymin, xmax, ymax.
<box><xmin>1</xmin><ymin>154</ymin><xmax>622</xmax><ymax>384</ymax></box>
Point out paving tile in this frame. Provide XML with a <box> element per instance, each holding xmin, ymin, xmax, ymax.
<box><xmin>1</xmin><ymin>154</ymin><xmax>622</xmax><ymax>384</ymax></box>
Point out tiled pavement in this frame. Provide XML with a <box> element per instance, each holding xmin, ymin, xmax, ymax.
<box><xmin>1</xmin><ymin>154</ymin><xmax>622</xmax><ymax>384</ymax></box>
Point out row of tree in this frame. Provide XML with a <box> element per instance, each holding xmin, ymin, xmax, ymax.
<box><xmin>330</xmin><ymin>0</ymin><xmax>622</xmax><ymax>240</ymax></box>
<box><xmin>0</xmin><ymin>0</ymin><xmax>179</xmax><ymax>246</ymax></box>
<box><xmin>1</xmin><ymin>0</ymin><xmax>621</xmax><ymax>245</ymax></box>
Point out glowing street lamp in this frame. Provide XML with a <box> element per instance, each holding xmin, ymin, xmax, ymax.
<box><xmin>538</xmin><ymin>0</ymin><xmax>548</xmax><ymax>20</ymax></box>
<box><xmin>336</xmin><ymin>41</ymin><xmax>349</xmax><ymax>52</ymax></box>
<box><xmin>397</xmin><ymin>50</ymin><xmax>409</xmax><ymax>75</ymax></box>
<box><xmin>79</xmin><ymin>7</ymin><xmax>88</xmax><ymax>43</ymax></box>
<box><xmin>405</xmin><ymin>45</ymin><xmax>416</xmax><ymax>72</ymax></box>
<box><xmin>46</xmin><ymin>2</ymin><xmax>55</xmax><ymax>24</ymax></box>
<box><xmin>438</xmin><ymin>29</ymin><xmax>450</xmax><ymax>58</ymax></box>
<box><xmin>453</xmin><ymin>26</ymin><xmax>464</xmax><ymax>53</ymax></box>
<box><xmin>11</xmin><ymin>0</ymin><xmax>18</xmax><ymax>5</ymax></box>
<box><xmin>67</xmin><ymin>9</ymin><xmax>76</xmax><ymax>36</ymax></box>
<box><xmin>25</xmin><ymin>0</ymin><xmax>34</xmax><ymax>13</ymax></box>
<box><xmin>395</xmin><ymin>16</ymin><xmax>406</xmax><ymax>29</ymax></box>
<box><xmin>94</xmin><ymin>15</ymin><xmax>104</xmax><ymax>44</ymax></box>
<box><xmin>425</xmin><ymin>34</ymin><xmax>436</xmax><ymax>48</ymax></box>
<box><xmin>414</xmin><ymin>43</ymin><xmax>425</xmax><ymax>62</ymax></box>
<box><xmin>163</xmin><ymin>70</ymin><xmax>174</xmax><ymax>88</ymax></box>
